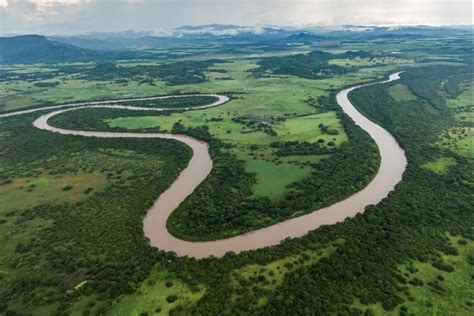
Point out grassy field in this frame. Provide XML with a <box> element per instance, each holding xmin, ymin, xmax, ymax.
<box><xmin>423</xmin><ymin>157</ymin><xmax>457</xmax><ymax>175</ymax></box>
<box><xmin>436</xmin><ymin>127</ymin><xmax>473</xmax><ymax>157</ymax></box>
<box><xmin>103</xmin><ymin>58</ymin><xmax>358</xmax><ymax>200</ymax></box>
<box><xmin>275</xmin><ymin>112</ymin><xmax>347</xmax><ymax>144</ymax></box>
<box><xmin>388</xmin><ymin>84</ymin><xmax>417</xmax><ymax>102</ymax></box>
<box><xmin>246</xmin><ymin>159</ymin><xmax>311</xmax><ymax>199</ymax></box>
<box><xmin>0</xmin><ymin>173</ymin><xmax>106</xmax><ymax>212</ymax></box>
<box><xmin>446</xmin><ymin>82</ymin><xmax>473</xmax><ymax>108</ymax></box>
<box><xmin>0</xmin><ymin>56</ymin><xmax>401</xmax><ymax>113</ymax></box>
<box><xmin>446</xmin><ymin>82</ymin><xmax>473</xmax><ymax>124</ymax></box>
<box><xmin>396</xmin><ymin>235</ymin><xmax>474</xmax><ymax>315</ymax></box>
<box><xmin>107</xmin><ymin>108</ymin><xmax>345</xmax><ymax>199</ymax></box>
<box><xmin>107</xmin><ymin>111</ymin><xmax>346</xmax><ymax>145</ymax></box>
<box><xmin>109</xmin><ymin>266</ymin><xmax>205</xmax><ymax>316</ymax></box>
<box><xmin>433</xmin><ymin>80</ymin><xmax>473</xmax><ymax>158</ymax></box>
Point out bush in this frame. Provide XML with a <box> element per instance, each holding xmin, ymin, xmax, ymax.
<box><xmin>408</xmin><ymin>278</ymin><xmax>423</xmax><ymax>286</ymax></box>
<box><xmin>166</xmin><ymin>295</ymin><xmax>178</xmax><ymax>303</ymax></box>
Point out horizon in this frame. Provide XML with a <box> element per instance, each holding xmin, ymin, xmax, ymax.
<box><xmin>1</xmin><ymin>23</ymin><xmax>473</xmax><ymax>38</ymax></box>
<box><xmin>1</xmin><ymin>0</ymin><xmax>472</xmax><ymax>36</ymax></box>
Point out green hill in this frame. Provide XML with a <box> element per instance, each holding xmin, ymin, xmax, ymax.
<box><xmin>0</xmin><ymin>35</ymin><xmax>97</xmax><ymax>64</ymax></box>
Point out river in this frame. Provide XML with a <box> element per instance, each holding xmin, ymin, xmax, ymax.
<box><xmin>1</xmin><ymin>74</ymin><xmax>407</xmax><ymax>258</ymax></box>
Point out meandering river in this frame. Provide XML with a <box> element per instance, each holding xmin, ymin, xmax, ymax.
<box><xmin>0</xmin><ymin>73</ymin><xmax>407</xmax><ymax>258</ymax></box>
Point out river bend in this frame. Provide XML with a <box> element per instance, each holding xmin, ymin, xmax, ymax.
<box><xmin>0</xmin><ymin>74</ymin><xmax>407</xmax><ymax>258</ymax></box>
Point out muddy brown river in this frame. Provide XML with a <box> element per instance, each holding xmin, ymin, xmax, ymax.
<box><xmin>1</xmin><ymin>74</ymin><xmax>407</xmax><ymax>258</ymax></box>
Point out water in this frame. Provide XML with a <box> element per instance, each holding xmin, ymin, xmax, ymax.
<box><xmin>4</xmin><ymin>74</ymin><xmax>406</xmax><ymax>258</ymax></box>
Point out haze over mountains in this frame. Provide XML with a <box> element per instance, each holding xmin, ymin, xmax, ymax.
<box><xmin>0</xmin><ymin>24</ymin><xmax>471</xmax><ymax>64</ymax></box>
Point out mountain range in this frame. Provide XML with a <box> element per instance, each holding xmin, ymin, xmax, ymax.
<box><xmin>0</xmin><ymin>25</ymin><xmax>470</xmax><ymax>64</ymax></box>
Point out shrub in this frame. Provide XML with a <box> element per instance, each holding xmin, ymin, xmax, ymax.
<box><xmin>166</xmin><ymin>295</ymin><xmax>178</xmax><ymax>303</ymax></box>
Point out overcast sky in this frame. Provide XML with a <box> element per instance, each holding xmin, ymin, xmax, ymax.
<box><xmin>0</xmin><ymin>0</ymin><xmax>472</xmax><ymax>35</ymax></box>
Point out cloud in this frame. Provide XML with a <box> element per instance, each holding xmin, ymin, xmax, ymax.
<box><xmin>0</xmin><ymin>0</ymin><xmax>472</xmax><ymax>35</ymax></box>
<box><xmin>151</xmin><ymin>25</ymin><xmax>268</xmax><ymax>37</ymax></box>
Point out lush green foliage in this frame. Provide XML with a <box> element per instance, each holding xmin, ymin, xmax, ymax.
<box><xmin>114</xmin><ymin>95</ymin><xmax>219</xmax><ymax>108</ymax></box>
<box><xmin>47</xmin><ymin>95</ymin><xmax>379</xmax><ymax>241</ymax></box>
<box><xmin>254</xmin><ymin>50</ymin><xmax>370</xmax><ymax>79</ymax></box>
<box><xmin>166</xmin><ymin>95</ymin><xmax>379</xmax><ymax>240</ymax></box>
<box><xmin>174</xmin><ymin>62</ymin><xmax>473</xmax><ymax>316</ymax></box>
<box><xmin>83</xmin><ymin>60</ymin><xmax>225</xmax><ymax>85</ymax></box>
<box><xmin>1</xmin><ymin>33</ymin><xmax>473</xmax><ymax>315</ymax></box>
<box><xmin>0</xmin><ymin>114</ymin><xmax>191</xmax><ymax>314</ymax></box>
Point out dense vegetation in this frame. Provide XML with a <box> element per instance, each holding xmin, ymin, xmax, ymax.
<box><xmin>253</xmin><ymin>50</ymin><xmax>370</xmax><ymax>79</ymax></box>
<box><xmin>0</xmin><ymin>31</ymin><xmax>472</xmax><ymax>315</ymax></box>
<box><xmin>0</xmin><ymin>114</ymin><xmax>192</xmax><ymax>314</ymax></box>
<box><xmin>46</xmin><ymin>92</ymin><xmax>380</xmax><ymax>241</ymax></box>
<box><xmin>167</xmin><ymin>100</ymin><xmax>380</xmax><ymax>240</ymax></box>
<box><xmin>171</xmin><ymin>63</ymin><xmax>473</xmax><ymax>315</ymax></box>
<box><xmin>82</xmin><ymin>60</ymin><xmax>225</xmax><ymax>85</ymax></box>
<box><xmin>116</xmin><ymin>95</ymin><xmax>219</xmax><ymax>108</ymax></box>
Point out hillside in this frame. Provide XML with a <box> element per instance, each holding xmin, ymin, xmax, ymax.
<box><xmin>0</xmin><ymin>35</ymin><xmax>97</xmax><ymax>64</ymax></box>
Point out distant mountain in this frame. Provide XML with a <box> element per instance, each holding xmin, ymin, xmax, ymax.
<box><xmin>0</xmin><ymin>35</ymin><xmax>97</xmax><ymax>64</ymax></box>
<box><xmin>48</xmin><ymin>36</ymin><xmax>128</xmax><ymax>51</ymax></box>
<box><xmin>286</xmin><ymin>32</ymin><xmax>332</xmax><ymax>43</ymax></box>
<box><xmin>3</xmin><ymin>25</ymin><xmax>468</xmax><ymax>63</ymax></box>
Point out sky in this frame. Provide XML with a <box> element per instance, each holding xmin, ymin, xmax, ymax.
<box><xmin>0</xmin><ymin>0</ymin><xmax>472</xmax><ymax>35</ymax></box>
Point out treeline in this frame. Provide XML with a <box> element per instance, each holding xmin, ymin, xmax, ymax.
<box><xmin>82</xmin><ymin>59</ymin><xmax>226</xmax><ymax>85</ymax></box>
<box><xmin>253</xmin><ymin>50</ymin><xmax>370</xmax><ymax>79</ymax></box>
<box><xmin>400</xmin><ymin>65</ymin><xmax>469</xmax><ymax>110</ymax></box>
<box><xmin>120</xmin><ymin>95</ymin><xmax>218</xmax><ymax>108</ymax></box>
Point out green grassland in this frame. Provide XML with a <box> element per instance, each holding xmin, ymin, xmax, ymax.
<box><xmin>388</xmin><ymin>84</ymin><xmax>417</xmax><ymax>102</ymax></box>
<box><xmin>106</xmin><ymin>102</ymin><xmax>344</xmax><ymax>200</ymax></box>
<box><xmin>352</xmin><ymin>235</ymin><xmax>474</xmax><ymax>316</ymax></box>
<box><xmin>447</xmin><ymin>82</ymin><xmax>473</xmax><ymax>124</ymax></box>
<box><xmin>437</xmin><ymin>127</ymin><xmax>473</xmax><ymax>157</ymax></box>
<box><xmin>446</xmin><ymin>82</ymin><xmax>473</xmax><ymax>108</ymax></box>
<box><xmin>107</xmin><ymin>111</ymin><xmax>347</xmax><ymax>145</ymax></box>
<box><xmin>246</xmin><ymin>159</ymin><xmax>311</xmax><ymax>199</ymax></box>
<box><xmin>0</xmin><ymin>56</ymin><xmax>403</xmax><ymax>113</ymax></box>
<box><xmin>435</xmin><ymin>79</ymin><xmax>473</xmax><ymax>158</ymax></box>
<box><xmin>423</xmin><ymin>157</ymin><xmax>458</xmax><ymax>175</ymax></box>
<box><xmin>274</xmin><ymin>112</ymin><xmax>347</xmax><ymax>144</ymax></box>
<box><xmin>109</xmin><ymin>266</ymin><xmax>205</xmax><ymax>316</ymax></box>
<box><xmin>0</xmin><ymin>173</ymin><xmax>106</xmax><ymax>212</ymax></box>
<box><xmin>398</xmin><ymin>235</ymin><xmax>474</xmax><ymax>315</ymax></box>
<box><xmin>103</xmin><ymin>59</ymin><xmax>359</xmax><ymax>199</ymax></box>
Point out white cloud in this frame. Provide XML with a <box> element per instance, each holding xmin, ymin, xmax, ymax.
<box><xmin>0</xmin><ymin>0</ymin><xmax>472</xmax><ymax>35</ymax></box>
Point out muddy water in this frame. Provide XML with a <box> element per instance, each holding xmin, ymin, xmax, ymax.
<box><xmin>143</xmin><ymin>73</ymin><xmax>406</xmax><ymax>258</ymax></box>
<box><xmin>2</xmin><ymin>74</ymin><xmax>406</xmax><ymax>258</ymax></box>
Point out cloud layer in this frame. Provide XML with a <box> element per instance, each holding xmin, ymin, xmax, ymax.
<box><xmin>1</xmin><ymin>0</ymin><xmax>472</xmax><ymax>35</ymax></box>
